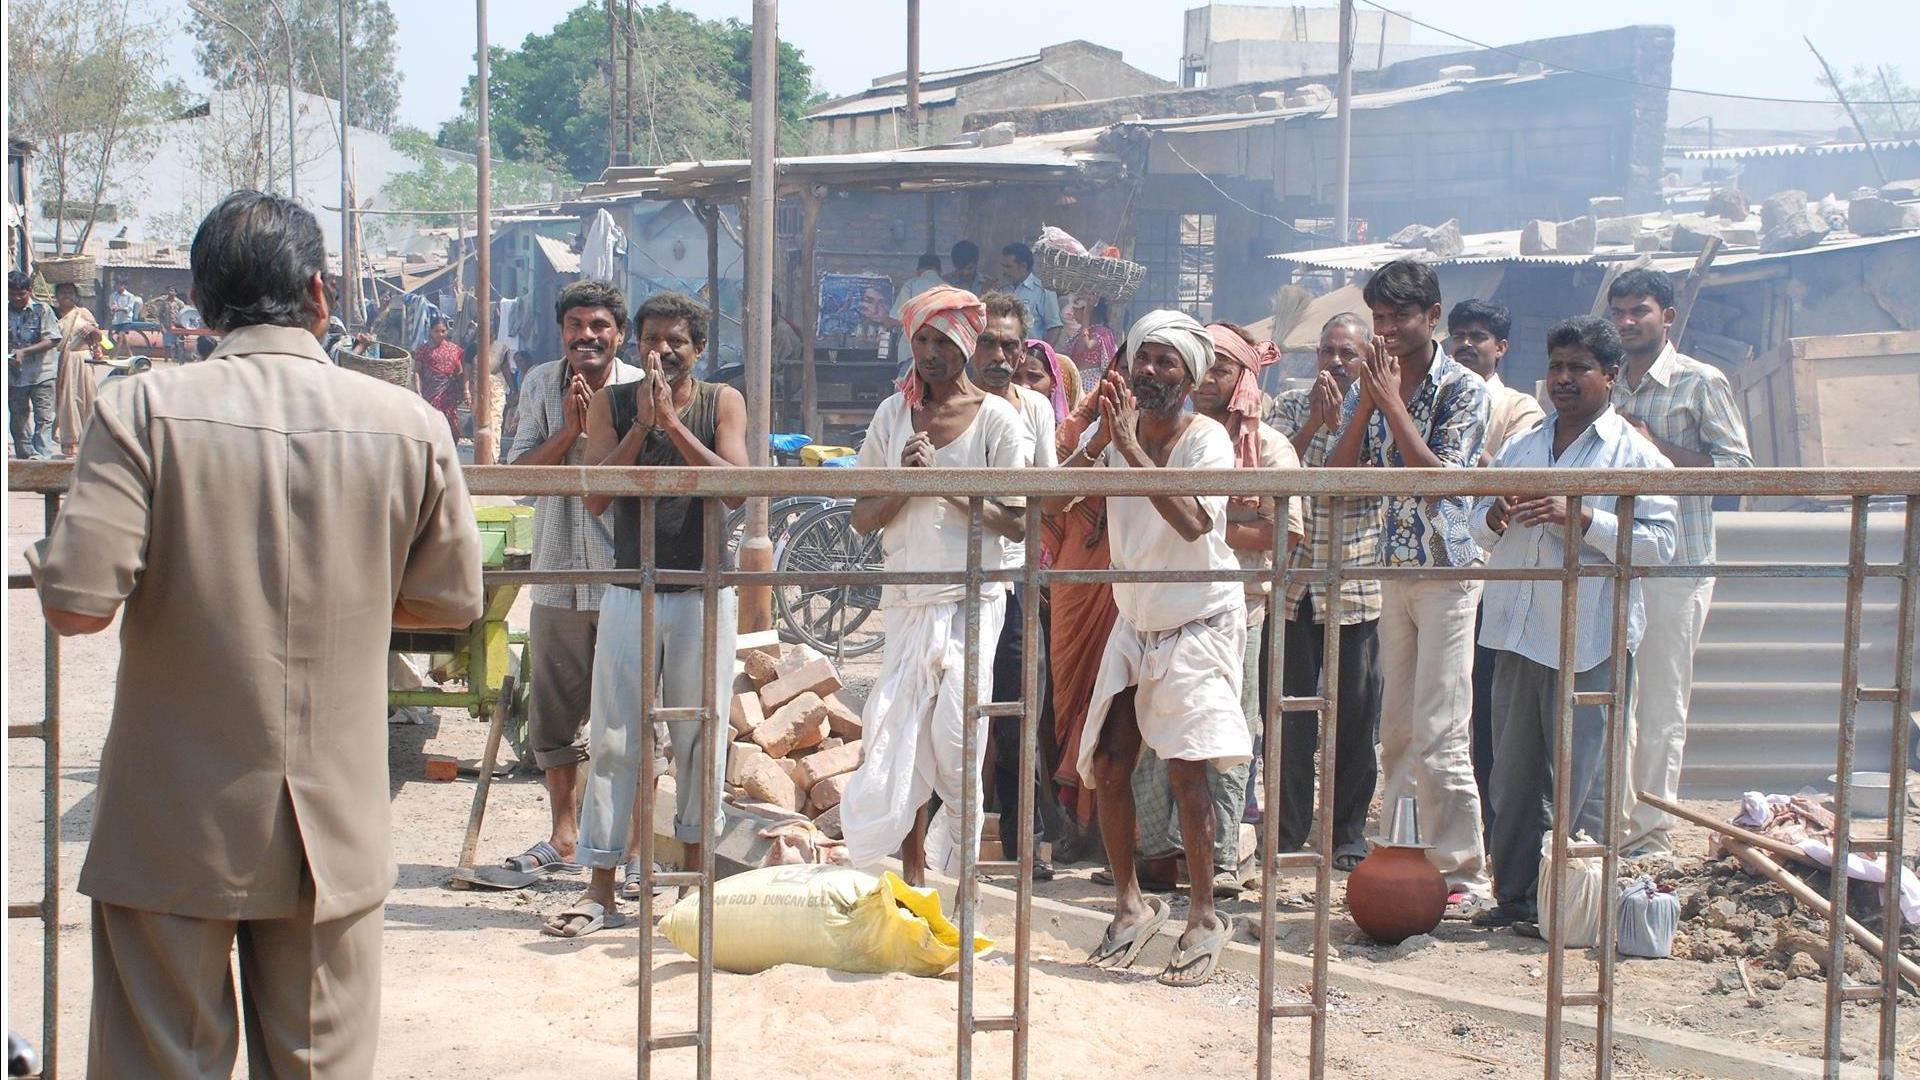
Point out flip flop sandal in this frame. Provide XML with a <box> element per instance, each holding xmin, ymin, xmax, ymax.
<box><xmin>619</xmin><ymin>859</ymin><xmax>663</xmax><ymax>899</ymax></box>
<box><xmin>503</xmin><ymin>841</ymin><xmax>577</xmax><ymax>875</ymax></box>
<box><xmin>1158</xmin><ymin>914</ymin><xmax>1237</xmax><ymax>988</ymax></box>
<box><xmin>1087</xmin><ymin>896</ymin><xmax>1171</xmax><ymax>970</ymax></box>
<box><xmin>1331</xmin><ymin>848</ymin><xmax>1367</xmax><ymax>873</ymax></box>
<box><xmin>541</xmin><ymin>901</ymin><xmax>627</xmax><ymax>939</ymax></box>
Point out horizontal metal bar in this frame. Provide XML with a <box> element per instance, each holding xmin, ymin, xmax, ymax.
<box><xmin>971</xmin><ymin>1015</ymin><xmax>1020</xmax><ymax>1033</ymax></box>
<box><xmin>1269</xmin><ymin>1002</ymin><xmax>1318</xmax><ymax>1019</ymax></box>
<box><xmin>8</xmin><ymin>902</ymin><xmax>44</xmax><ymax>919</ymax></box>
<box><xmin>7</xmin><ymin>572</ymin><xmax>31</xmax><ymax>589</ymax></box>
<box><xmin>1857</xmin><ymin>687</ymin><xmax>1902</xmax><ymax>703</ymax></box>
<box><xmin>1561</xmin><ymin>991</ymin><xmax>1605</xmax><ymax>1008</ymax></box>
<box><xmin>975</xmin><ymin>860</ymin><xmax>1021</xmax><ymax>875</ymax></box>
<box><xmin>1840</xmin><ymin>983</ymin><xmax>1887</xmax><ymax>1002</ymax></box>
<box><xmin>653</xmin><ymin>707</ymin><xmax>703</xmax><ymax>722</ymax></box>
<box><xmin>1278</xmin><ymin>696</ymin><xmax>1325</xmax><ymax>711</ymax></box>
<box><xmin>1272</xmin><ymin>851</ymin><xmax>1322</xmax><ymax>869</ymax></box>
<box><xmin>647</xmin><ymin>1032</ymin><xmax>705</xmax><ymax>1051</ymax></box>
<box><xmin>651</xmin><ymin>871</ymin><xmax>703</xmax><ymax>888</ymax></box>
<box><xmin>971</xmin><ymin>702</ymin><xmax>1024</xmax><ymax>718</ymax></box>
<box><xmin>1571</xmin><ymin>692</ymin><xmax>1615</xmax><ymax>708</ymax></box>
<box><xmin>8</xmin><ymin>723</ymin><xmax>47</xmax><ymax>740</ymax></box>
<box><xmin>1846</xmin><ymin>836</ymin><xmax>1894</xmax><ymax>853</ymax></box>
<box><xmin>1568</xmin><ymin>842</ymin><xmax>1607</xmax><ymax>859</ymax></box>
<box><xmin>12</xmin><ymin>460</ymin><xmax>1920</xmax><ymax>498</ymax></box>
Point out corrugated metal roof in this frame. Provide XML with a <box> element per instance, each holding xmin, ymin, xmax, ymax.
<box><xmin>1119</xmin><ymin>70</ymin><xmax>1576</xmax><ymax>136</ymax></box>
<box><xmin>1682</xmin><ymin>137</ymin><xmax>1920</xmax><ymax>162</ymax></box>
<box><xmin>532</xmin><ymin>233</ymin><xmax>580</xmax><ymax>274</ymax></box>
<box><xmin>806</xmin><ymin>86</ymin><xmax>961</xmax><ymax>121</ymax></box>
<box><xmin>868</xmin><ymin>54</ymin><xmax>1038</xmax><ymax>91</ymax></box>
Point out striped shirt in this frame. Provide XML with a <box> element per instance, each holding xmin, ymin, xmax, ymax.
<box><xmin>1610</xmin><ymin>343</ymin><xmax>1752</xmax><ymax>566</ymax></box>
<box><xmin>1269</xmin><ymin>388</ymin><xmax>1383</xmax><ymax>625</ymax></box>
<box><xmin>509</xmin><ymin>357</ymin><xmax>642</xmax><ymax>610</ymax></box>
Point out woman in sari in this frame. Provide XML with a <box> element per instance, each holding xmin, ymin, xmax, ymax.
<box><xmin>1024</xmin><ymin>337</ymin><xmax>1117</xmax><ymax>852</ymax></box>
<box><xmin>1060</xmin><ymin>293</ymin><xmax>1118</xmax><ymax>388</ymax></box>
<box><xmin>414</xmin><ymin>316</ymin><xmax>466</xmax><ymax>438</ymax></box>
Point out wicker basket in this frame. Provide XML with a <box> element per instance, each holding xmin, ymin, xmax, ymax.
<box><xmin>35</xmin><ymin>255</ymin><xmax>96</xmax><ymax>286</ymax></box>
<box><xmin>339</xmin><ymin>341</ymin><xmax>413</xmax><ymax>386</ymax></box>
<box><xmin>1032</xmin><ymin>241</ymin><xmax>1145</xmax><ymax>303</ymax></box>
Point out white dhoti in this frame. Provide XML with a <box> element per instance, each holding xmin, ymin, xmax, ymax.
<box><xmin>1076</xmin><ymin>606</ymin><xmax>1252</xmax><ymax>788</ymax></box>
<box><xmin>839</xmin><ymin>592</ymin><xmax>1008</xmax><ymax>874</ymax></box>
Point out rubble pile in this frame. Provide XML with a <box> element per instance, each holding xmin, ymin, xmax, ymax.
<box><xmin>1634</xmin><ymin>854</ymin><xmax>1914</xmax><ymax>989</ymax></box>
<box><xmin>725</xmin><ymin>637</ymin><xmax>863</xmax><ymax>840</ymax></box>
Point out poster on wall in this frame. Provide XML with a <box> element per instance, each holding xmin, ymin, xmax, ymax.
<box><xmin>816</xmin><ymin>273</ymin><xmax>893</xmax><ymax>345</ymax></box>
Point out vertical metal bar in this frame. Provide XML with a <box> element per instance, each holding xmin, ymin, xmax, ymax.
<box><xmin>1877</xmin><ymin>496</ymin><xmax>1918</xmax><ymax>1074</ymax></box>
<box><xmin>1308</xmin><ymin>497</ymin><xmax>1344</xmax><ymax>1080</ymax></box>
<box><xmin>1595</xmin><ymin>493</ymin><xmax>1636</xmax><ymax>1079</ymax></box>
<box><xmin>637</xmin><ymin>498</ymin><xmax>659</xmax><ymax>1079</ymax></box>
<box><xmin>473</xmin><ymin>0</ymin><xmax>494</xmax><ymax>465</ymax></box>
<box><xmin>1824</xmin><ymin>496</ymin><xmax>1870</xmax><ymax>1078</ymax></box>
<box><xmin>957</xmin><ymin>496</ymin><xmax>984</xmax><ymax>1080</ymax></box>
<box><xmin>1014</xmin><ymin>500</ymin><xmax>1041</xmax><ymax>1080</ymax></box>
<box><xmin>43</xmin><ymin>492</ymin><xmax>62</xmax><ymax>1079</ymax></box>
<box><xmin>696</xmin><ymin>498</ymin><xmax>722</xmax><ymax>1080</ymax></box>
<box><xmin>1543</xmin><ymin>493</ymin><xmax>1584</xmax><ymax>1079</ymax></box>
<box><xmin>1255</xmin><ymin>501</ymin><xmax>1287</xmax><ymax>1077</ymax></box>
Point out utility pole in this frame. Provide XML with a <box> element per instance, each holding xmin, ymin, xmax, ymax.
<box><xmin>338</xmin><ymin>0</ymin><xmax>356</xmax><ymax>326</ymax></box>
<box><xmin>1806</xmin><ymin>36</ymin><xmax>1889</xmax><ymax>186</ymax></box>
<box><xmin>905</xmin><ymin>0</ymin><xmax>922</xmax><ymax>144</ymax></box>
<box><xmin>740</xmin><ymin>0</ymin><xmax>779</xmax><ymax>634</ymax></box>
<box><xmin>605</xmin><ymin>0</ymin><xmax>619</xmax><ymax>168</ymax></box>
<box><xmin>264</xmin><ymin>0</ymin><xmax>298</xmax><ymax>198</ymax></box>
<box><xmin>1334</xmin><ymin>0</ymin><xmax>1354</xmax><ymax>245</ymax></box>
<box><xmin>474</xmin><ymin>0</ymin><xmax>495</xmax><ymax>465</ymax></box>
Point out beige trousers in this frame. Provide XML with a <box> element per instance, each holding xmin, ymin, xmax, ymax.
<box><xmin>1377</xmin><ymin>577</ymin><xmax>1489</xmax><ymax>894</ymax></box>
<box><xmin>1623</xmin><ymin>575</ymin><xmax>1715</xmax><ymax>852</ymax></box>
<box><xmin>87</xmin><ymin>884</ymin><xmax>383</xmax><ymax>1079</ymax></box>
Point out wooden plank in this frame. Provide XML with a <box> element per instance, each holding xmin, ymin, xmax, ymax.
<box><xmin>1668</xmin><ymin>235</ymin><xmax>1724</xmax><ymax>345</ymax></box>
<box><xmin>1793</xmin><ymin>329</ymin><xmax>1920</xmax><ymax>362</ymax></box>
<box><xmin>1588</xmin><ymin>253</ymin><xmax>1651</xmax><ymax>317</ymax></box>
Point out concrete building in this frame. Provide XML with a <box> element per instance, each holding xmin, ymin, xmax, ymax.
<box><xmin>806</xmin><ymin>41</ymin><xmax>1171</xmax><ymax>154</ymax></box>
<box><xmin>1181</xmin><ymin>3</ymin><xmax>1452</xmax><ymax>87</ymax></box>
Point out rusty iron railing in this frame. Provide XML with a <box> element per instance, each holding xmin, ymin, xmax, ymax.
<box><xmin>8</xmin><ymin>460</ymin><xmax>1918</xmax><ymax>1080</ymax></box>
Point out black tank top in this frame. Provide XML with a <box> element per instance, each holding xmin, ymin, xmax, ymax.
<box><xmin>607</xmin><ymin>377</ymin><xmax>723</xmax><ymax>592</ymax></box>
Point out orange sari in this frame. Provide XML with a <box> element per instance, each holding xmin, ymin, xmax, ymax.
<box><xmin>1043</xmin><ymin>410</ymin><xmax>1118</xmax><ymax>824</ymax></box>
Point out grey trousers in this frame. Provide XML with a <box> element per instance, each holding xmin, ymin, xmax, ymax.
<box><xmin>1487</xmin><ymin>651</ymin><xmax>1629</xmax><ymax>910</ymax></box>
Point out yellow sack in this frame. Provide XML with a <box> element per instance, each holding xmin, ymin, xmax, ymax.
<box><xmin>658</xmin><ymin>864</ymin><xmax>992</xmax><ymax>976</ymax></box>
<box><xmin>799</xmin><ymin>444</ymin><xmax>856</xmax><ymax>467</ymax></box>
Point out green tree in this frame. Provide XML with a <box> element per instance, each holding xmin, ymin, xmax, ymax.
<box><xmin>188</xmin><ymin>0</ymin><xmax>401</xmax><ymax>133</ymax></box>
<box><xmin>435</xmin><ymin>2</ymin><xmax>816</xmax><ymax>182</ymax></box>
<box><xmin>377</xmin><ymin>126</ymin><xmax>569</xmax><ymax>241</ymax></box>
<box><xmin>1816</xmin><ymin>64</ymin><xmax>1919</xmax><ymax>140</ymax></box>
<box><xmin>8</xmin><ymin>0</ymin><xmax>183</xmax><ymax>253</ymax></box>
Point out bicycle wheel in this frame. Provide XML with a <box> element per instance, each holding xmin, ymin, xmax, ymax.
<box><xmin>725</xmin><ymin>496</ymin><xmax>831</xmax><ymax>568</ymax></box>
<box><xmin>774</xmin><ymin>502</ymin><xmax>885</xmax><ymax>658</ymax></box>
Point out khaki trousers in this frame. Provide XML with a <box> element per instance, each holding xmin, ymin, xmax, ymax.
<box><xmin>1623</xmin><ymin>575</ymin><xmax>1714</xmax><ymax>852</ymax></box>
<box><xmin>1377</xmin><ymin>577</ymin><xmax>1489</xmax><ymax>894</ymax></box>
<box><xmin>87</xmin><ymin>883</ymin><xmax>382</xmax><ymax>1079</ymax></box>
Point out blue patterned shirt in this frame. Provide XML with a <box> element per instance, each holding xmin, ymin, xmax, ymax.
<box><xmin>1339</xmin><ymin>344</ymin><xmax>1490</xmax><ymax>568</ymax></box>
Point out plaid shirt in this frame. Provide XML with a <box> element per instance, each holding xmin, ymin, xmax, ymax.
<box><xmin>509</xmin><ymin>358</ymin><xmax>641</xmax><ymax>609</ymax></box>
<box><xmin>1340</xmin><ymin>344</ymin><xmax>1490</xmax><ymax>569</ymax></box>
<box><xmin>1269</xmin><ymin>388</ymin><xmax>1383</xmax><ymax>625</ymax></box>
<box><xmin>1611</xmin><ymin>343</ymin><xmax>1752</xmax><ymax>566</ymax></box>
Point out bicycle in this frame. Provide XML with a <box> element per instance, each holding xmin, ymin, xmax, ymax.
<box><xmin>772</xmin><ymin>500</ymin><xmax>885</xmax><ymax>658</ymax></box>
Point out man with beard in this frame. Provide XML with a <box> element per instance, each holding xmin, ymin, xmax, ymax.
<box><xmin>501</xmin><ymin>279</ymin><xmax>644</xmax><ymax>885</ymax></box>
<box><xmin>972</xmin><ymin>291</ymin><xmax>1058</xmax><ymax>879</ymax></box>
<box><xmin>1447</xmin><ymin>298</ymin><xmax>1545</xmax><ymax>842</ymax></box>
<box><xmin>1266</xmin><ymin>314</ymin><xmax>1386</xmax><ymax>870</ymax></box>
<box><xmin>1329</xmin><ymin>259</ymin><xmax>1492</xmax><ymax>914</ymax></box>
<box><xmin>1470</xmin><ymin>316</ymin><xmax>1675</xmax><ymax>928</ymax></box>
<box><xmin>1059</xmin><ymin>310</ymin><xmax>1250</xmax><ymax>987</ymax></box>
<box><xmin>1605</xmin><ymin>268</ymin><xmax>1751</xmax><ymax>856</ymax></box>
<box><xmin>839</xmin><ymin>285</ymin><xmax>1034</xmax><ymax>886</ymax></box>
<box><xmin>544</xmin><ymin>292</ymin><xmax>748</xmax><ymax>938</ymax></box>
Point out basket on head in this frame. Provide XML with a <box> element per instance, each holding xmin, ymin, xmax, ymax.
<box><xmin>339</xmin><ymin>340</ymin><xmax>413</xmax><ymax>386</ymax></box>
<box><xmin>35</xmin><ymin>255</ymin><xmax>96</xmax><ymax>286</ymax></box>
<box><xmin>1032</xmin><ymin>241</ymin><xmax>1145</xmax><ymax>304</ymax></box>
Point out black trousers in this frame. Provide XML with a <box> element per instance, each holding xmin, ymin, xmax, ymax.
<box><xmin>1471</xmin><ymin>633</ymin><xmax>1499</xmax><ymax>847</ymax></box>
<box><xmin>990</xmin><ymin>586</ymin><xmax>1050</xmax><ymax>860</ymax></box>
<box><xmin>1277</xmin><ymin>597</ymin><xmax>1383</xmax><ymax>853</ymax></box>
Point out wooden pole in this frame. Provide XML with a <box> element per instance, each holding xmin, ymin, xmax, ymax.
<box><xmin>1806</xmin><ymin>36</ymin><xmax>1890</xmax><ymax>186</ymax></box>
<box><xmin>703</xmin><ymin>201</ymin><xmax>721</xmax><ymax>370</ymax></box>
<box><xmin>798</xmin><ymin>187</ymin><xmax>822</xmax><ymax>442</ymax></box>
<box><xmin>905</xmin><ymin>0</ymin><xmax>921</xmax><ymax>144</ymax></box>
<box><xmin>1634</xmin><ymin>791</ymin><xmax>1808</xmax><ymax>864</ymax></box>
<box><xmin>738</xmin><ymin>0</ymin><xmax>779</xmax><ymax>636</ymax></box>
<box><xmin>338</xmin><ymin>0</ymin><xmax>356</xmax><ymax>326</ymax></box>
<box><xmin>1334</xmin><ymin>0</ymin><xmax>1354</xmax><ymax>244</ymax></box>
<box><xmin>1668</xmin><ymin>234</ymin><xmax>1723</xmax><ymax>347</ymax></box>
<box><xmin>473</xmin><ymin>0</ymin><xmax>495</xmax><ymax>465</ymax></box>
<box><xmin>1726</xmin><ymin>840</ymin><xmax>1920</xmax><ymax>993</ymax></box>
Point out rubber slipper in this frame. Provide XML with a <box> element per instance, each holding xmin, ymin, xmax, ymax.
<box><xmin>1088</xmin><ymin>896</ymin><xmax>1171</xmax><ymax>970</ymax></box>
<box><xmin>542</xmin><ymin>901</ymin><xmax>626</xmax><ymax>939</ymax></box>
<box><xmin>619</xmin><ymin>859</ymin><xmax>663</xmax><ymax>900</ymax></box>
<box><xmin>1331</xmin><ymin>848</ymin><xmax>1366</xmax><ymax>873</ymax></box>
<box><xmin>1158</xmin><ymin>913</ymin><xmax>1237</xmax><ymax>988</ymax></box>
<box><xmin>504</xmin><ymin>840</ymin><xmax>577</xmax><ymax>875</ymax></box>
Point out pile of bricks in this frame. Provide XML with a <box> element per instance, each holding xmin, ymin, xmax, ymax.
<box><xmin>726</xmin><ymin>635</ymin><xmax>862</xmax><ymax>839</ymax></box>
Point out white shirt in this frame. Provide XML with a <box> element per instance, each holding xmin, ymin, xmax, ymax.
<box><xmin>890</xmin><ymin>271</ymin><xmax>946</xmax><ymax>321</ymax></box>
<box><xmin>857</xmin><ymin>392</ymin><xmax>1034</xmax><ymax>608</ymax></box>
<box><xmin>998</xmin><ymin>385</ymin><xmax>1058</xmax><ymax>569</ymax></box>
<box><xmin>1103</xmin><ymin>413</ymin><xmax>1242</xmax><ymax>632</ymax></box>
<box><xmin>1469</xmin><ymin>406</ymin><xmax>1678</xmax><ymax>671</ymax></box>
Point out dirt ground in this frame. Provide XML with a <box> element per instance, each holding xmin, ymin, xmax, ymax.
<box><xmin>5</xmin><ymin>490</ymin><xmax>1912</xmax><ymax>1077</ymax></box>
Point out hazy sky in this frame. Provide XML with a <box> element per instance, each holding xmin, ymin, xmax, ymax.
<box><xmin>168</xmin><ymin>1</ymin><xmax>1920</xmax><ymax>135</ymax></box>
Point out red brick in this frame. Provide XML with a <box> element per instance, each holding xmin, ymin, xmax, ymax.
<box><xmin>794</xmin><ymin>739</ymin><xmax>862</xmax><ymax>790</ymax></box>
<box><xmin>819</xmin><ymin>692</ymin><xmax>863</xmax><ymax>739</ymax></box>
<box><xmin>759</xmin><ymin>658</ymin><xmax>842</xmax><ymax>712</ymax></box>
<box><xmin>725</xmin><ymin>741</ymin><xmax>768</xmax><ymax>787</ymax></box>
<box><xmin>742</xmin><ymin>649</ymin><xmax>781</xmax><ymax>687</ymax></box>
<box><xmin>736</xmin><ymin>755</ymin><xmax>803</xmax><ymax>812</ymax></box>
<box><xmin>730</xmin><ymin>690</ymin><xmax>764</xmax><ymax>736</ymax></box>
<box><xmin>750</xmin><ymin>691</ymin><xmax>828</xmax><ymax>758</ymax></box>
<box><xmin>423</xmin><ymin>754</ymin><xmax>459</xmax><ymax>782</ymax></box>
<box><xmin>812</xmin><ymin>804</ymin><xmax>843</xmax><ymax>838</ymax></box>
<box><xmin>809</xmin><ymin>772</ymin><xmax>850</xmax><ymax>812</ymax></box>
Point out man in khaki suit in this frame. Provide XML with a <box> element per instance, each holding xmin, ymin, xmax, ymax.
<box><xmin>29</xmin><ymin>189</ymin><xmax>485</xmax><ymax>1078</ymax></box>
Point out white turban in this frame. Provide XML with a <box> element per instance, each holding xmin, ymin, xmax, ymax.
<box><xmin>1121</xmin><ymin>309</ymin><xmax>1212</xmax><ymax>383</ymax></box>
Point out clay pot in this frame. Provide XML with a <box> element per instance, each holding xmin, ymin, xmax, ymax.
<box><xmin>1345</xmin><ymin>844</ymin><xmax>1447</xmax><ymax>944</ymax></box>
